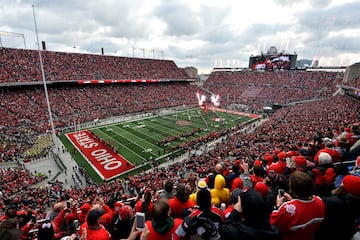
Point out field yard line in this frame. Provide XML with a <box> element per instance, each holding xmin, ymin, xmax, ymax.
<box><xmin>122</xmin><ymin>121</ymin><xmax>164</xmax><ymax>143</ymax></box>
<box><xmin>148</xmin><ymin>116</ymin><xmax>198</xmax><ymax>133</ymax></box>
<box><xmin>97</xmin><ymin>129</ymin><xmax>147</xmax><ymax>162</ymax></box>
<box><xmin>157</xmin><ymin>113</ymin><xmax>206</xmax><ymax>130</ymax></box>
<box><xmin>109</xmin><ymin>127</ymin><xmax>158</xmax><ymax>159</ymax></box>
<box><xmin>147</xmin><ymin>119</ymin><xmax>201</xmax><ymax>141</ymax></box>
<box><xmin>142</xmin><ymin>120</ymin><xmax>184</xmax><ymax>136</ymax></box>
<box><xmin>112</xmin><ymin>125</ymin><xmax>161</xmax><ymax>155</ymax></box>
<box><xmin>151</xmin><ymin>119</ymin><xmax>201</xmax><ymax>139</ymax></box>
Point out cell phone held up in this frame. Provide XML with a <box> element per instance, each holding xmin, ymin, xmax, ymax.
<box><xmin>278</xmin><ymin>189</ymin><xmax>285</xmax><ymax>197</ymax></box>
<box><xmin>135</xmin><ymin>212</ymin><xmax>145</xmax><ymax>231</ymax></box>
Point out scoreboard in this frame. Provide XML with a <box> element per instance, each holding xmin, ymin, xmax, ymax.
<box><xmin>249</xmin><ymin>46</ymin><xmax>297</xmax><ymax>71</ymax></box>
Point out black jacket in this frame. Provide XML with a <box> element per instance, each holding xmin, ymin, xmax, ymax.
<box><xmin>314</xmin><ymin>193</ymin><xmax>360</xmax><ymax>240</ymax></box>
<box><xmin>219</xmin><ymin>210</ymin><xmax>282</xmax><ymax>240</ymax></box>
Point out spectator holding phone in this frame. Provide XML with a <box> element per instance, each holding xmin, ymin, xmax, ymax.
<box><xmin>270</xmin><ymin>171</ymin><xmax>326</xmax><ymax>240</ymax></box>
<box><xmin>52</xmin><ymin>200</ymin><xmax>78</xmax><ymax>239</ymax></box>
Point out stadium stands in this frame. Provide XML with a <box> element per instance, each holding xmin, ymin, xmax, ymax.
<box><xmin>0</xmin><ymin>48</ymin><xmax>189</xmax><ymax>83</ymax></box>
<box><xmin>204</xmin><ymin>70</ymin><xmax>344</xmax><ymax>111</ymax></box>
<box><xmin>0</xmin><ymin>47</ymin><xmax>359</xmax><ymax>240</ymax></box>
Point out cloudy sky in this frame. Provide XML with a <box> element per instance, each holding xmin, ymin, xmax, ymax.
<box><xmin>0</xmin><ymin>0</ymin><xmax>359</xmax><ymax>74</ymax></box>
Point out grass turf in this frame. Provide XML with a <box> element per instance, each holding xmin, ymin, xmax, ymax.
<box><xmin>60</xmin><ymin>108</ymin><xmax>255</xmax><ymax>183</ymax></box>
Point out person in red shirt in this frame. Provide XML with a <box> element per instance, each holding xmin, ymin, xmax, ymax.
<box><xmin>145</xmin><ymin>198</ymin><xmax>182</xmax><ymax>240</ymax></box>
<box><xmin>135</xmin><ymin>190</ymin><xmax>154</xmax><ymax>221</ymax></box>
<box><xmin>270</xmin><ymin>171</ymin><xmax>326</xmax><ymax>240</ymax></box>
<box><xmin>168</xmin><ymin>183</ymin><xmax>195</xmax><ymax>219</ymax></box>
<box><xmin>52</xmin><ymin>202</ymin><xmax>78</xmax><ymax>239</ymax></box>
<box><xmin>79</xmin><ymin>206</ymin><xmax>111</xmax><ymax>240</ymax></box>
<box><xmin>78</xmin><ymin>203</ymin><xmax>91</xmax><ymax>224</ymax></box>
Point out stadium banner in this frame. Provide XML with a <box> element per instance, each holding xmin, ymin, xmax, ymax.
<box><xmin>77</xmin><ymin>79</ymin><xmax>161</xmax><ymax>84</ymax></box>
<box><xmin>211</xmin><ymin>107</ymin><xmax>260</xmax><ymax>119</ymax></box>
<box><xmin>66</xmin><ymin>130</ymin><xmax>134</xmax><ymax>181</ymax></box>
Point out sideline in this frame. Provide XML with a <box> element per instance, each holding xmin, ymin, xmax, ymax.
<box><xmin>19</xmin><ymin>114</ymin><xmax>268</xmax><ymax>189</ymax></box>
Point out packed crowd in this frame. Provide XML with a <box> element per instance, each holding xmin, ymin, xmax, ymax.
<box><xmin>0</xmin><ymin>83</ymin><xmax>201</xmax><ymax>133</ymax></box>
<box><xmin>0</xmin><ymin>70</ymin><xmax>346</xmax><ymax>164</ymax></box>
<box><xmin>1</xmin><ymin>46</ymin><xmax>360</xmax><ymax>239</ymax></box>
<box><xmin>204</xmin><ymin>70</ymin><xmax>344</xmax><ymax>111</ymax></box>
<box><xmin>0</xmin><ymin>93</ymin><xmax>359</xmax><ymax>240</ymax></box>
<box><xmin>0</xmin><ymin>49</ymin><xmax>352</xmax><ymax>165</ymax></box>
<box><xmin>0</xmin><ymin>48</ymin><xmax>190</xmax><ymax>83</ymax></box>
<box><xmin>0</xmin><ymin>83</ymin><xmax>204</xmax><ymax>163</ymax></box>
<box><xmin>346</xmin><ymin>75</ymin><xmax>360</xmax><ymax>89</ymax></box>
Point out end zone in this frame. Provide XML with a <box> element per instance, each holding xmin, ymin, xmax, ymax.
<box><xmin>66</xmin><ymin>130</ymin><xmax>134</xmax><ymax>181</ymax></box>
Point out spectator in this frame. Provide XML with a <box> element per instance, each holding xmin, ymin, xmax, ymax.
<box><xmin>158</xmin><ymin>179</ymin><xmax>174</xmax><ymax>199</ymax></box>
<box><xmin>78</xmin><ymin>203</ymin><xmax>91</xmax><ymax>224</ymax></box>
<box><xmin>270</xmin><ymin>171</ymin><xmax>326</xmax><ymax>240</ymax></box>
<box><xmin>314</xmin><ymin>174</ymin><xmax>360</xmax><ymax>240</ymax></box>
<box><xmin>231</xmin><ymin>161</ymin><xmax>253</xmax><ymax>191</ymax></box>
<box><xmin>79</xmin><ymin>206</ymin><xmax>111</xmax><ymax>240</ymax></box>
<box><xmin>111</xmin><ymin>204</ymin><xmax>134</xmax><ymax>240</ymax></box>
<box><xmin>0</xmin><ymin>204</ymin><xmax>18</xmax><ymax>220</ymax></box>
<box><xmin>145</xmin><ymin>198</ymin><xmax>182</xmax><ymax>240</ymax></box>
<box><xmin>188</xmin><ymin>178</ymin><xmax>208</xmax><ymax>205</ymax></box>
<box><xmin>185</xmin><ymin>188</ymin><xmax>224</xmax><ymax>230</ymax></box>
<box><xmin>46</xmin><ymin>202</ymin><xmax>66</xmax><ymax>222</ymax></box>
<box><xmin>210</xmin><ymin>174</ymin><xmax>230</xmax><ymax>206</ymax></box>
<box><xmin>0</xmin><ymin>217</ymin><xmax>23</xmax><ymax>240</ymax></box>
<box><xmin>206</xmin><ymin>163</ymin><xmax>226</xmax><ymax>189</ymax></box>
<box><xmin>37</xmin><ymin>220</ymin><xmax>54</xmax><ymax>240</ymax></box>
<box><xmin>52</xmin><ymin>203</ymin><xmax>78</xmax><ymax>239</ymax></box>
<box><xmin>223</xmin><ymin>188</ymin><xmax>243</xmax><ymax>218</ymax></box>
<box><xmin>227</xmin><ymin>163</ymin><xmax>241</xmax><ymax>187</ymax></box>
<box><xmin>174</xmin><ymin>188</ymin><xmax>223</xmax><ymax>240</ymax></box>
<box><xmin>174</xmin><ymin>214</ymin><xmax>220</xmax><ymax>240</ymax></box>
<box><xmin>168</xmin><ymin>183</ymin><xmax>195</xmax><ymax>219</ymax></box>
<box><xmin>219</xmin><ymin>188</ymin><xmax>282</xmax><ymax>240</ymax></box>
<box><xmin>135</xmin><ymin>190</ymin><xmax>153</xmax><ymax>221</ymax></box>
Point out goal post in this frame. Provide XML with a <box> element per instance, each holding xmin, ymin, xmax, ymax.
<box><xmin>0</xmin><ymin>31</ymin><xmax>26</xmax><ymax>48</ymax></box>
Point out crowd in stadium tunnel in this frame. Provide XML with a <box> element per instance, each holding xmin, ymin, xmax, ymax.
<box><xmin>0</xmin><ymin>47</ymin><xmax>360</xmax><ymax>240</ymax></box>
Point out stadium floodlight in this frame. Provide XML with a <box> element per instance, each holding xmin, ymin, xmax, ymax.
<box><xmin>32</xmin><ymin>5</ymin><xmax>57</xmax><ymax>145</ymax></box>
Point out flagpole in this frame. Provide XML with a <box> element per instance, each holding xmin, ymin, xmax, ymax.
<box><xmin>32</xmin><ymin>5</ymin><xmax>57</xmax><ymax>144</ymax></box>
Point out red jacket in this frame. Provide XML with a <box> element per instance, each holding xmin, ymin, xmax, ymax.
<box><xmin>270</xmin><ymin>196</ymin><xmax>325</xmax><ymax>240</ymax></box>
<box><xmin>146</xmin><ymin>218</ymin><xmax>182</xmax><ymax>240</ymax></box>
<box><xmin>135</xmin><ymin>200</ymin><xmax>153</xmax><ymax>219</ymax></box>
<box><xmin>168</xmin><ymin>196</ymin><xmax>195</xmax><ymax>219</ymax></box>
<box><xmin>79</xmin><ymin>222</ymin><xmax>111</xmax><ymax>240</ymax></box>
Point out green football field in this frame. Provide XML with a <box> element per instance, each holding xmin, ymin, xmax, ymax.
<box><xmin>60</xmin><ymin>108</ymin><xmax>256</xmax><ymax>182</ymax></box>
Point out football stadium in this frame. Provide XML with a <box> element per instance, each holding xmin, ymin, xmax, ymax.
<box><xmin>1</xmin><ymin>3</ymin><xmax>360</xmax><ymax>240</ymax></box>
